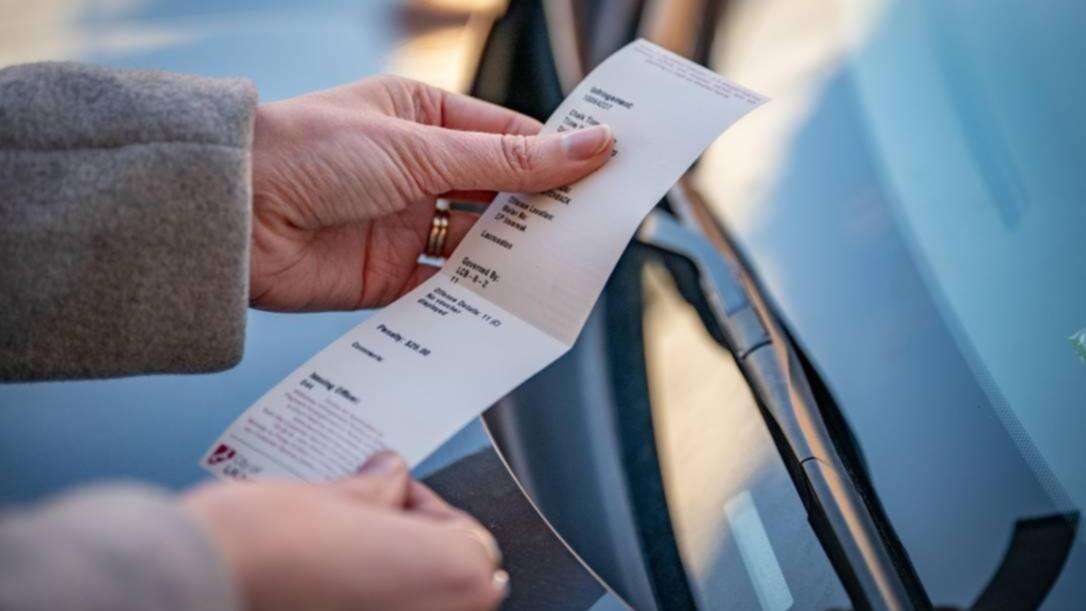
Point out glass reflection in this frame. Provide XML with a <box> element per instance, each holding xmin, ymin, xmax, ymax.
<box><xmin>642</xmin><ymin>258</ymin><xmax>848</xmax><ymax>609</ymax></box>
<box><xmin>695</xmin><ymin>0</ymin><xmax>1086</xmax><ymax>606</ymax></box>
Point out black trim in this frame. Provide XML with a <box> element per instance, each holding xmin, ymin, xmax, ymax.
<box><xmin>604</xmin><ymin>244</ymin><xmax>700</xmax><ymax>611</ymax></box>
<box><xmin>972</xmin><ymin>512</ymin><xmax>1079</xmax><ymax>611</ymax></box>
<box><xmin>470</xmin><ymin>0</ymin><xmax>564</xmax><ymax>119</ymax></box>
<box><xmin>701</xmin><ymin>206</ymin><xmax>935</xmax><ymax>609</ymax></box>
<box><xmin>644</xmin><ymin>242</ymin><xmax>875</xmax><ymax>609</ymax></box>
<box><xmin>789</xmin><ymin>335</ymin><xmax>932</xmax><ymax>609</ymax></box>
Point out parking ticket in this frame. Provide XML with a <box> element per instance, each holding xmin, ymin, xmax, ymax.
<box><xmin>202</xmin><ymin>39</ymin><xmax>766</xmax><ymax>480</ymax></box>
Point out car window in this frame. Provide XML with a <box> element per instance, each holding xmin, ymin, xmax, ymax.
<box><xmin>696</xmin><ymin>0</ymin><xmax>1086</xmax><ymax>607</ymax></box>
<box><xmin>642</xmin><ymin>256</ymin><xmax>851</xmax><ymax>610</ymax></box>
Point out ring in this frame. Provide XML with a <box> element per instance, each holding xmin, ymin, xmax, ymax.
<box><xmin>425</xmin><ymin>203</ymin><xmax>451</xmax><ymax>259</ymax></box>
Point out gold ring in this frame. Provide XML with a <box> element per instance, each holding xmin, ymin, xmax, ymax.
<box><xmin>425</xmin><ymin>209</ymin><xmax>450</xmax><ymax>258</ymax></box>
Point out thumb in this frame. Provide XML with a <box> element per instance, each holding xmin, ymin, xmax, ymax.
<box><xmin>335</xmin><ymin>451</ymin><xmax>411</xmax><ymax>508</ymax></box>
<box><xmin>422</xmin><ymin>124</ymin><xmax>614</xmax><ymax>194</ymax></box>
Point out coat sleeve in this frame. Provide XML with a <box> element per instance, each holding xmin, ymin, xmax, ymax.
<box><xmin>0</xmin><ymin>62</ymin><xmax>257</xmax><ymax>380</ymax></box>
<box><xmin>0</xmin><ymin>485</ymin><xmax>240</xmax><ymax>611</ymax></box>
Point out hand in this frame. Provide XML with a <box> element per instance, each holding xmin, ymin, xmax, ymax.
<box><xmin>249</xmin><ymin>75</ymin><xmax>614</xmax><ymax>311</ymax></box>
<box><xmin>181</xmin><ymin>452</ymin><xmax>507</xmax><ymax>611</ymax></box>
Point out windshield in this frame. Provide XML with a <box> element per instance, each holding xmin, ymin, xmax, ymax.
<box><xmin>696</xmin><ymin>0</ymin><xmax>1085</xmax><ymax>606</ymax></box>
<box><xmin>848</xmin><ymin>0</ymin><xmax>1086</xmax><ymax>513</ymax></box>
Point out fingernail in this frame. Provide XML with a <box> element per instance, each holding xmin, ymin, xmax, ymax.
<box><xmin>459</xmin><ymin>526</ymin><xmax>503</xmax><ymax>566</ymax></box>
<box><xmin>492</xmin><ymin>570</ymin><xmax>510</xmax><ymax>599</ymax></box>
<box><xmin>357</xmin><ymin>450</ymin><xmax>406</xmax><ymax>475</ymax></box>
<box><xmin>561</xmin><ymin>125</ymin><xmax>612</xmax><ymax>160</ymax></box>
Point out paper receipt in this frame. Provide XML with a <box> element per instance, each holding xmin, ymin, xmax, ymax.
<box><xmin>202</xmin><ymin>40</ymin><xmax>767</xmax><ymax>480</ymax></box>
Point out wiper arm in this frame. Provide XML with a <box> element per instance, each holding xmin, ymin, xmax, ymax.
<box><xmin>637</xmin><ymin>181</ymin><xmax>922</xmax><ymax>610</ymax></box>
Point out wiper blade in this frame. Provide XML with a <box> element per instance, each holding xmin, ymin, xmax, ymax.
<box><xmin>637</xmin><ymin>182</ymin><xmax>923</xmax><ymax>610</ymax></box>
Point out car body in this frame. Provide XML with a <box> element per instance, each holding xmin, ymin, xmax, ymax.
<box><xmin>482</xmin><ymin>1</ymin><xmax>1086</xmax><ymax>609</ymax></box>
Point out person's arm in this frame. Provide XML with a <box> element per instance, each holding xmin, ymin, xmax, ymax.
<box><xmin>0</xmin><ymin>62</ymin><xmax>256</xmax><ymax>380</ymax></box>
<box><xmin>0</xmin><ymin>63</ymin><xmax>613</xmax><ymax>381</ymax></box>
<box><xmin>0</xmin><ymin>485</ymin><xmax>240</xmax><ymax>611</ymax></box>
<box><xmin>0</xmin><ymin>62</ymin><xmax>611</xmax><ymax>611</ymax></box>
<box><xmin>0</xmin><ymin>454</ymin><xmax>509</xmax><ymax>611</ymax></box>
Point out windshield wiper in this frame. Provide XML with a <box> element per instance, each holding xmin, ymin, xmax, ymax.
<box><xmin>637</xmin><ymin>180</ymin><xmax>929</xmax><ymax>610</ymax></box>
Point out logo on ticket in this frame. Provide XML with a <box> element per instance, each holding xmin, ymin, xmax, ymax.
<box><xmin>206</xmin><ymin>443</ymin><xmax>264</xmax><ymax>480</ymax></box>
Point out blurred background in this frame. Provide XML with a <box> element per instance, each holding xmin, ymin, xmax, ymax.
<box><xmin>0</xmin><ymin>0</ymin><xmax>506</xmax><ymax>500</ymax></box>
<box><xmin>2</xmin><ymin>1</ymin><xmax>1085</xmax><ymax>609</ymax></box>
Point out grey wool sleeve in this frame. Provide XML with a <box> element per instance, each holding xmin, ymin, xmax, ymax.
<box><xmin>0</xmin><ymin>485</ymin><xmax>240</xmax><ymax>611</ymax></box>
<box><xmin>0</xmin><ymin>62</ymin><xmax>258</xmax><ymax>380</ymax></box>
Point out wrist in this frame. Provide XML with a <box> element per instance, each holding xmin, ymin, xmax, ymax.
<box><xmin>251</xmin><ymin>103</ymin><xmax>294</xmax><ymax>219</ymax></box>
<box><xmin>248</xmin><ymin>103</ymin><xmax>315</xmax><ymax>307</ymax></box>
<box><xmin>179</xmin><ymin>489</ymin><xmax>258</xmax><ymax>611</ymax></box>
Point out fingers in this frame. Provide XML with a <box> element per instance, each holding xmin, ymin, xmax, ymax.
<box><xmin>395</xmin><ymin>207</ymin><xmax>480</xmax><ymax>294</ymax></box>
<box><xmin>399</xmin><ymin>77</ymin><xmax>542</xmax><ymax>135</ymax></box>
<box><xmin>438</xmin><ymin>89</ymin><xmax>543</xmax><ymax>136</ymax></box>
<box><xmin>405</xmin><ymin>484</ymin><xmax>508</xmax><ymax>609</ymax></box>
<box><xmin>406</xmin><ymin>480</ymin><xmax>466</xmax><ymax>520</ymax></box>
<box><xmin>442</xmin><ymin>190</ymin><xmax>497</xmax><ymax>203</ymax></box>
<box><xmin>335</xmin><ymin>451</ymin><xmax>411</xmax><ymax>508</ymax></box>
<box><xmin>428</xmin><ymin>521</ymin><xmax>508</xmax><ymax>609</ymax></box>
<box><xmin>407</xmin><ymin>481</ymin><xmax>503</xmax><ymax>567</ymax></box>
<box><xmin>443</xmin><ymin>208</ymin><xmax>483</xmax><ymax>257</ymax></box>
<box><xmin>404</xmin><ymin>517</ymin><xmax>508</xmax><ymax>611</ymax></box>
<box><xmin>418</xmin><ymin>124</ymin><xmax>614</xmax><ymax>194</ymax></box>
